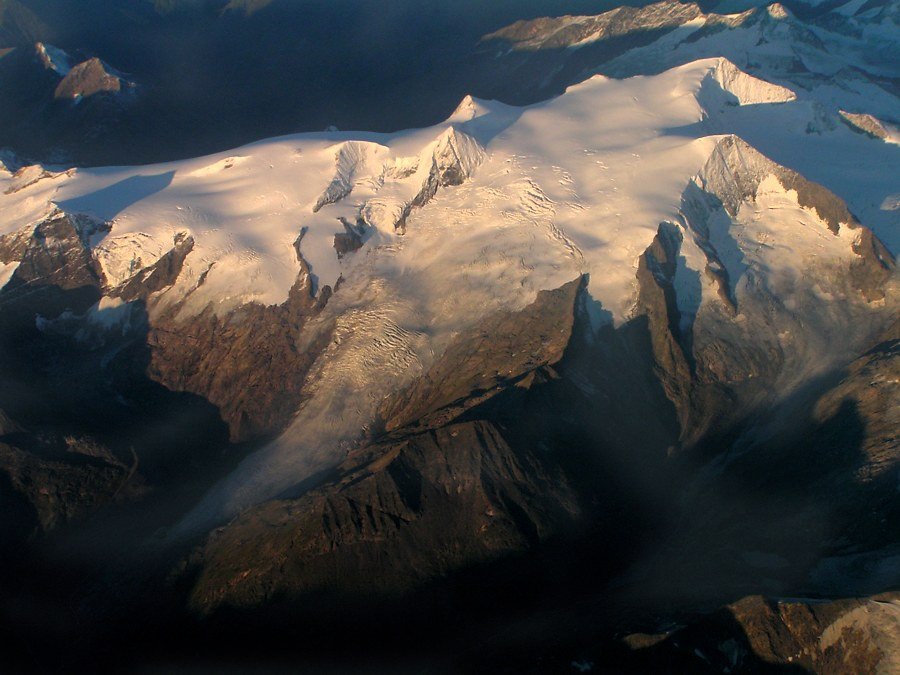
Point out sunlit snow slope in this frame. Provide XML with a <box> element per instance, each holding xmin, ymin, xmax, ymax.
<box><xmin>0</xmin><ymin>56</ymin><xmax>895</xmax><ymax>523</ymax></box>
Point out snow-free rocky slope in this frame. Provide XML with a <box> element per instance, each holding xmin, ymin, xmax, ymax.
<box><xmin>0</xmin><ymin>9</ymin><xmax>898</xmax><ymax>672</ymax></box>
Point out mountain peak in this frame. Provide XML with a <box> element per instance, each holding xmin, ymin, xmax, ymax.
<box><xmin>699</xmin><ymin>57</ymin><xmax>796</xmax><ymax>107</ymax></box>
<box><xmin>449</xmin><ymin>94</ymin><xmax>480</xmax><ymax>122</ymax></box>
<box><xmin>53</xmin><ymin>57</ymin><xmax>122</xmax><ymax>100</ymax></box>
<box><xmin>696</xmin><ymin>134</ymin><xmax>859</xmax><ymax>231</ymax></box>
<box><xmin>766</xmin><ymin>3</ymin><xmax>791</xmax><ymax>20</ymax></box>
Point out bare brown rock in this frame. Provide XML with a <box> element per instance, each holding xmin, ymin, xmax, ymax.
<box><xmin>187</xmin><ymin>419</ymin><xmax>579</xmax><ymax>612</ymax></box>
<box><xmin>483</xmin><ymin>2</ymin><xmax>703</xmax><ymax>52</ymax></box>
<box><xmin>3</xmin><ymin>210</ymin><xmax>105</xmax><ymax>292</ymax></box>
<box><xmin>146</xmin><ymin>237</ymin><xmax>335</xmax><ymax>442</ymax></box>
<box><xmin>382</xmin><ymin>276</ymin><xmax>585</xmax><ymax>431</ymax></box>
<box><xmin>623</xmin><ymin>593</ymin><xmax>900</xmax><ymax>674</ymax></box>
<box><xmin>53</xmin><ymin>57</ymin><xmax>120</xmax><ymax>100</ymax></box>
<box><xmin>184</xmin><ymin>277</ymin><xmax>591</xmax><ymax>613</ymax></box>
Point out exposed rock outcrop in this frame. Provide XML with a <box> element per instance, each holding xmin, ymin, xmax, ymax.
<box><xmin>839</xmin><ymin>111</ymin><xmax>900</xmax><ymax>144</ymax></box>
<box><xmin>1</xmin><ymin>210</ymin><xmax>106</xmax><ymax>293</ymax></box>
<box><xmin>0</xmin><ymin>431</ymin><xmax>132</xmax><ymax>539</ymax></box>
<box><xmin>382</xmin><ymin>276</ymin><xmax>584</xmax><ymax>431</ymax></box>
<box><xmin>112</xmin><ymin>231</ymin><xmax>194</xmax><ymax>302</ymax></box>
<box><xmin>188</xmin><ymin>419</ymin><xmax>580</xmax><ymax>611</ymax></box>
<box><xmin>619</xmin><ymin>593</ymin><xmax>900</xmax><ymax>674</ymax></box>
<box><xmin>53</xmin><ymin>58</ymin><xmax>122</xmax><ymax>100</ymax></box>
<box><xmin>185</xmin><ymin>276</ymin><xmax>590</xmax><ymax>611</ymax></box>
<box><xmin>146</xmin><ymin>234</ymin><xmax>335</xmax><ymax>442</ymax></box>
<box><xmin>482</xmin><ymin>1</ymin><xmax>703</xmax><ymax>53</ymax></box>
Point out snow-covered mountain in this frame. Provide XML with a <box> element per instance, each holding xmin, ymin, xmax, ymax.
<box><xmin>2</xmin><ymin>50</ymin><xmax>895</xmax><ymax>526</ymax></box>
<box><xmin>475</xmin><ymin>0</ymin><xmax>900</xmax><ymax>245</ymax></box>
<box><xmin>0</xmin><ymin>1</ymin><xmax>897</xmax><ymax>672</ymax></box>
<box><xmin>479</xmin><ymin>1</ymin><xmax>898</xmax><ymax>125</ymax></box>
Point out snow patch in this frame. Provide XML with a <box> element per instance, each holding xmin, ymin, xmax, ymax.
<box><xmin>35</xmin><ymin>42</ymin><xmax>73</xmax><ymax>76</ymax></box>
<box><xmin>86</xmin><ymin>295</ymin><xmax>134</xmax><ymax>332</ymax></box>
<box><xmin>0</xmin><ymin>262</ymin><xmax>18</xmax><ymax>289</ymax></box>
<box><xmin>94</xmin><ymin>231</ymin><xmax>172</xmax><ymax>288</ymax></box>
<box><xmin>188</xmin><ymin>156</ymin><xmax>248</xmax><ymax>177</ymax></box>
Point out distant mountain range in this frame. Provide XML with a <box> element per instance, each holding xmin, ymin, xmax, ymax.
<box><xmin>0</xmin><ymin>1</ymin><xmax>714</xmax><ymax>164</ymax></box>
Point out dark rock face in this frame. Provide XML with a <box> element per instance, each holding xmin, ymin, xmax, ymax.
<box><xmin>617</xmin><ymin>593</ymin><xmax>900</xmax><ymax>674</ymax></box>
<box><xmin>383</xmin><ymin>276</ymin><xmax>585</xmax><ymax>431</ymax></box>
<box><xmin>0</xmin><ymin>430</ymin><xmax>131</xmax><ymax>539</ymax></box>
<box><xmin>0</xmin><ymin>301</ymin><xmax>232</xmax><ymax>560</ymax></box>
<box><xmin>484</xmin><ymin>2</ymin><xmax>703</xmax><ymax>52</ymax></box>
<box><xmin>185</xmin><ymin>276</ymin><xmax>589</xmax><ymax>611</ymax></box>
<box><xmin>619</xmin><ymin>324</ymin><xmax>899</xmax><ymax>614</ymax></box>
<box><xmin>631</xmin><ymin>217</ymin><xmax>767</xmax><ymax>451</ymax></box>
<box><xmin>145</xmin><ymin>239</ymin><xmax>334</xmax><ymax>443</ymax></box>
<box><xmin>634</xmin><ymin>222</ymin><xmax>698</xmax><ymax>438</ymax></box>
<box><xmin>811</xmin><ymin>323</ymin><xmax>899</xmax><ymax>484</ymax></box>
<box><xmin>188</xmin><ymin>419</ymin><xmax>580</xmax><ymax>610</ymax></box>
<box><xmin>113</xmin><ymin>232</ymin><xmax>194</xmax><ymax>302</ymax></box>
<box><xmin>0</xmin><ymin>211</ymin><xmax>107</xmax><ymax>346</ymax></box>
<box><xmin>2</xmin><ymin>210</ymin><xmax>105</xmax><ymax>294</ymax></box>
<box><xmin>0</xmin><ymin>213</ymin><xmax>234</xmax><ymax>552</ymax></box>
<box><xmin>0</xmin><ymin>209</ymin><xmax>337</xmax><ymax>454</ymax></box>
<box><xmin>475</xmin><ymin>1</ymin><xmax>704</xmax><ymax>104</ymax></box>
<box><xmin>146</xmin><ymin>301</ymin><xmax>330</xmax><ymax>444</ymax></box>
<box><xmin>332</xmin><ymin>217</ymin><xmax>364</xmax><ymax>259</ymax></box>
<box><xmin>850</xmin><ymin>227</ymin><xmax>895</xmax><ymax>301</ymax></box>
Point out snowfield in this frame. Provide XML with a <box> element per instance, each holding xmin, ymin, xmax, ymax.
<box><xmin>4</xmin><ymin>57</ymin><xmax>885</xmax><ymax>325</ymax></box>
